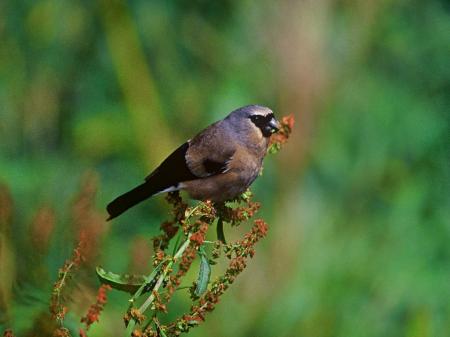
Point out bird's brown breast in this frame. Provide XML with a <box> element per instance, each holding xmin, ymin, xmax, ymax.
<box><xmin>182</xmin><ymin>145</ymin><xmax>263</xmax><ymax>202</ymax></box>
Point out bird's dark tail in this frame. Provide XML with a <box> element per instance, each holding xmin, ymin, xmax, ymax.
<box><xmin>106</xmin><ymin>182</ymin><xmax>159</xmax><ymax>221</ymax></box>
<box><xmin>107</xmin><ymin>142</ymin><xmax>195</xmax><ymax>220</ymax></box>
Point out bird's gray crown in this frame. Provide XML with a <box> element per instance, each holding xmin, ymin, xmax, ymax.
<box><xmin>223</xmin><ymin>104</ymin><xmax>279</xmax><ymax>139</ymax></box>
<box><xmin>227</xmin><ymin>105</ymin><xmax>273</xmax><ymax>119</ymax></box>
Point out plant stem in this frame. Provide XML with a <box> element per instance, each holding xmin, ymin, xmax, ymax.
<box><xmin>125</xmin><ymin>234</ymin><xmax>192</xmax><ymax>336</ymax></box>
<box><xmin>139</xmin><ymin>236</ymin><xmax>190</xmax><ymax>313</ymax></box>
<box><xmin>184</xmin><ymin>205</ymin><xmax>200</xmax><ymax>219</ymax></box>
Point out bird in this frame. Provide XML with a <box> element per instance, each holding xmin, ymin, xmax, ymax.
<box><xmin>106</xmin><ymin>105</ymin><xmax>281</xmax><ymax>220</ymax></box>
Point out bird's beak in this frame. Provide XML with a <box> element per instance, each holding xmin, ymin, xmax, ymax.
<box><xmin>268</xmin><ymin>117</ymin><xmax>281</xmax><ymax>133</ymax></box>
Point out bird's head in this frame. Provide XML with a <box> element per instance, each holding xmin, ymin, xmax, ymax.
<box><xmin>227</xmin><ymin>105</ymin><xmax>281</xmax><ymax>138</ymax></box>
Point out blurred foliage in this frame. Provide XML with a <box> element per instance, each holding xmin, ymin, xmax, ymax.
<box><xmin>0</xmin><ymin>0</ymin><xmax>449</xmax><ymax>336</ymax></box>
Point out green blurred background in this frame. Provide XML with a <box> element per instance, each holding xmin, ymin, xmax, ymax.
<box><xmin>1</xmin><ymin>0</ymin><xmax>449</xmax><ymax>336</ymax></box>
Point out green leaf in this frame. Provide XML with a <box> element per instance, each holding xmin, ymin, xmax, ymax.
<box><xmin>240</xmin><ymin>189</ymin><xmax>253</xmax><ymax>201</ymax></box>
<box><xmin>194</xmin><ymin>248</ymin><xmax>211</xmax><ymax>296</ymax></box>
<box><xmin>96</xmin><ymin>267</ymin><xmax>147</xmax><ymax>294</ymax></box>
<box><xmin>268</xmin><ymin>143</ymin><xmax>281</xmax><ymax>154</ymax></box>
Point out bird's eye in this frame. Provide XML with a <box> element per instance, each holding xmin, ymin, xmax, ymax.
<box><xmin>250</xmin><ymin>115</ymin><xmax>262</xmax><ymax>123</ymax></box>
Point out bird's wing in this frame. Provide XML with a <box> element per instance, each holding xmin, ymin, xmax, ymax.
<box><xmin>145</xmin><ymin>120</ymin><xmax>236</xmax><ymax>192</ymax></box>
<box><xmin>185</xmin><ymin>121</ymin><xmax>236</xmax><ymax>178</ymax></box>
<box><xmin>145</xmin><ymin>142</ymin><xmax>198</xmax><ymax>187</ymax></box>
